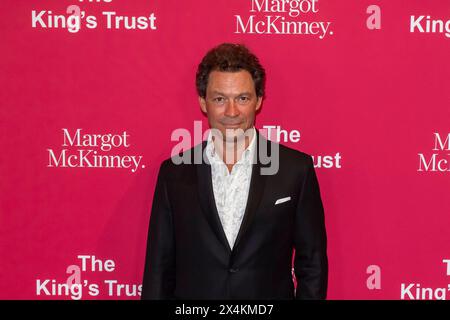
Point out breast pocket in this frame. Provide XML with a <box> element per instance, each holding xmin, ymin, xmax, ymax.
<box><xmin>274</xmin><ymin>196</ymin><xmax>292</xmax><ymax>206</ymax></box>
<box><xmin>258</xmin><ymin>196</ymin><xmax>296</xmax><ymax>224</ymax></box>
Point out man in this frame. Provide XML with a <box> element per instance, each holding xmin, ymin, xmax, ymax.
<box><xmin>142</xmin><ymin>43</ymin><xmax>328</xmax><ymax>300</ymax></box>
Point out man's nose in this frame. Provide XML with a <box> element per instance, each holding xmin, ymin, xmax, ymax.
<box><xmin>224</xmin><ymin>99</ymin><xmax>239</xmax><ymax>117</ymax></box>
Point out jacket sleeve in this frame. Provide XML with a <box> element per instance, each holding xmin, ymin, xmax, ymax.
<box><xmin>293</xmin><ymin>156</ymin><xmax>328</xmax><ymax>299</ymax></box>
<box><xmin>141</xmin><ymin>160</ymin><xmax>176</xmax><ymax>300</ymax></box>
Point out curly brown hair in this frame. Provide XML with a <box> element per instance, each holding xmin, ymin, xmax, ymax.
<box><xmin>196</xmin><ymin>43</ymin><xmax>266</xmax><ymax>98</ymax></box>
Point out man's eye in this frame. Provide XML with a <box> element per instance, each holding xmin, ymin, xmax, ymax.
<box><xmin>238</xmin><ymin>96</ymin><xmax>250</xmax><ymax>102</ymax></box>
<box><xmin>214</xmin><ymin>97</ymin><xmax>225</xmax><ymax>103</ymax></box>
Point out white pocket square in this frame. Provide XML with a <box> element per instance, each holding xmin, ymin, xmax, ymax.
<box><xmin>275</xmin><ymin>196</ymin><xmax>291</xmax><ymax>205</ymax></box>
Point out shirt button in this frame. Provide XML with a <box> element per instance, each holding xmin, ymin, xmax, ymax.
<box><xmin>229</xmin><ymin>268</ymin><xmax>239</xmax><ymax>273</ymax></box>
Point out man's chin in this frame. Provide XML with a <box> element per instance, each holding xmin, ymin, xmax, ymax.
<box><xmin>210</xmin><ymin>126</ymin><xmax>252</xmax><ymax>142</ymax></box>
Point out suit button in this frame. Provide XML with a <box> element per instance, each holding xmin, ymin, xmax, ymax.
<box><xmin>229</xmin><ymin>268</ymin><xmax>239</xmax><ymax>273</ymax></box>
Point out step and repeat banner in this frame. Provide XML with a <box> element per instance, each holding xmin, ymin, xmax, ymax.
<box><xmin>0</xmin><ymin>0</ymin><xmax>449</xmax><ymax>300</ymax></box>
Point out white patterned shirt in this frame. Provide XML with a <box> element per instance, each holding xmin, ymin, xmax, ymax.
<box><xmin>205</xmin><ymin>127</ymin><xmax>257</xmax><ymax>249</ymax></box>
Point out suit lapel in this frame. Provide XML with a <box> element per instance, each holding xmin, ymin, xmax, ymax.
<box><xmin>197</xmin><ymin>142</ymin><xmax>232</xmax><ymax>253</ymax></box>
<box><xmin>233</xmin><ymin>131</ymin><xmax>267</xmax><ymax>252</ymax></box>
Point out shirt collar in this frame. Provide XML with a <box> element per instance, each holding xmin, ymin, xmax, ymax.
<box><xmin>205</xmin><ymin>127</ymin><xmax>257</xmax><ymax>166</ymax></box>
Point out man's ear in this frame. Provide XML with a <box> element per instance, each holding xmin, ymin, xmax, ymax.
<box><xmin>255</xmin><ymin>96</ymin><xmax>263</xmax><ymax>111</ymax></box>
<box><xmin>199</xmin><ymin>96</ymin><xmax>207</xmax><ymax>113</ymax></box>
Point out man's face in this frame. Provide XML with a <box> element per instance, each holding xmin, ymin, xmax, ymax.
<box><xmin>199</xmin><ymin>70</ymin><xmax>262</xmax><ymax>143</ymax></box>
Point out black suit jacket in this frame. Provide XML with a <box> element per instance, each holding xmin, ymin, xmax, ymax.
<box><xmin>141</xmin><ymin>131</ymin><xmax>328</xmax><ymax>300</ymax></box>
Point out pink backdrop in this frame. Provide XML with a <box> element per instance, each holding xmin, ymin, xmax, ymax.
<box><xmin>1</xmin><ymin>0</ymin><xmax>449</xmax><ymax>300</ymax></box>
